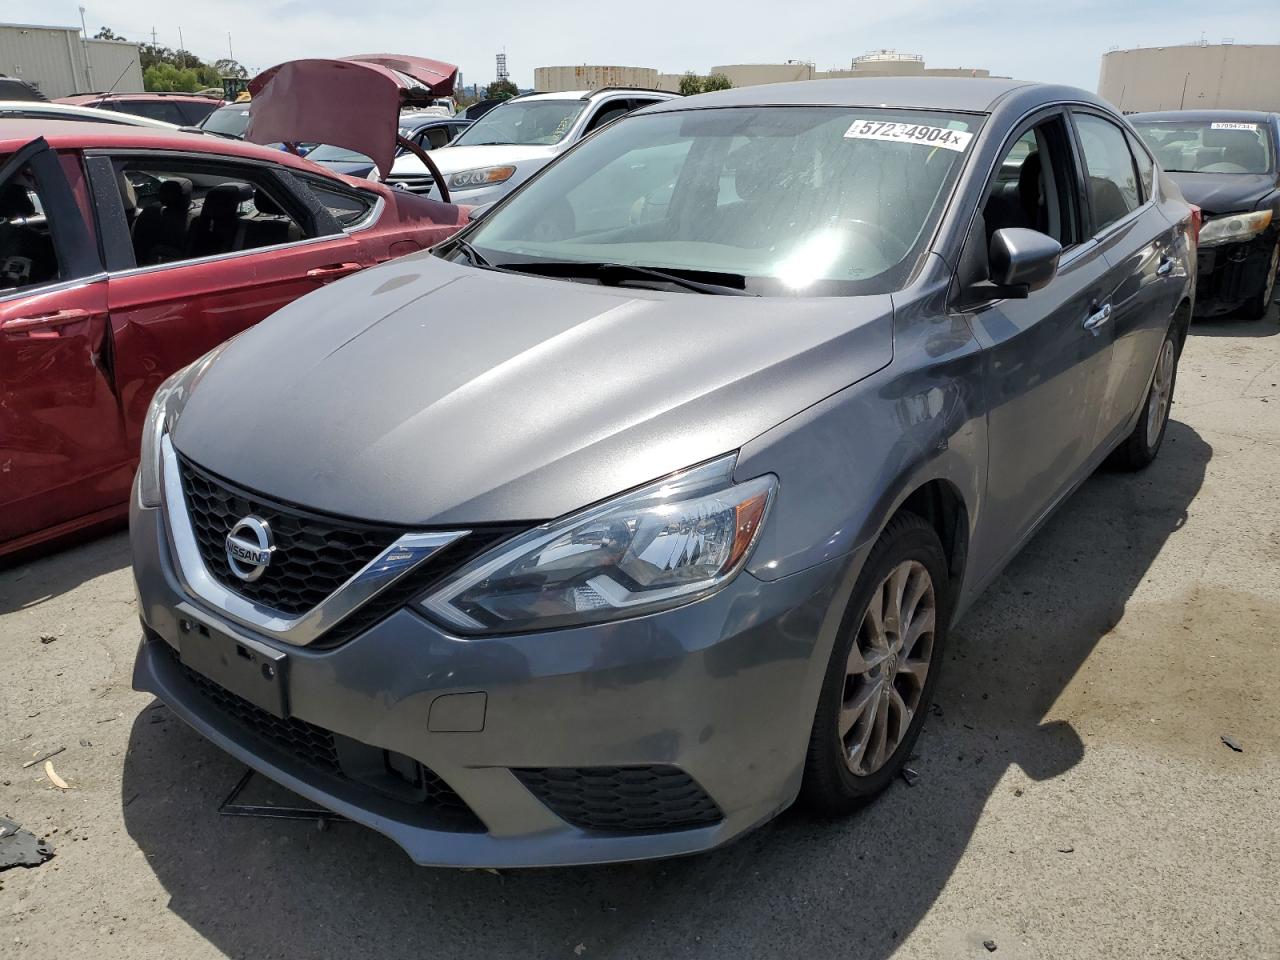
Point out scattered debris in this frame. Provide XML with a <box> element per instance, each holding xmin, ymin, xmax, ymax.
<box><xmin>124</xmin><ymin>793</ymin><xmax>140</xmax><ymax>808</ymax></box>
<box><xmin>900</xmin><ymin>767</ymin><xmax>920</xmax><ymax>787</ymax></box>
<box><xmin>95</xmin><ymin>716</ymin><xmax>119</xmax><ymax>724</ymax></box>
<box><xmin>1221</xmin><ymin>734</ymin><xmax>1243</xmax><ymax>753</ymax></box>
<box><xmin>21</xmin><ymin>746</ymin><xmax>64</xmax><ymax>769</ymax></box>
<box><xmin>983</xmin><ymin>940</ymin><xmax>998</xmax><ymax>952</ymax></box>
<box><xmin>44</xmin><ymin>760</ymin><xmax>70</xmax><ymax>790</ymax></box>
<box><xmin>1057</xmin><ymin>845</ymin><xmax>1074</xmax><ymax>854</ymax></box>
<box><xmin>39</xmin><ymin>633</ymin><xmax>57</xmax><ymax>644</ymax></box>
<box><xmin>0</xmin><ymin>817</ymin><xmax>54</xmax><ymax>871</ymax></box>
<box><xmin>1013</xmin><ymin>788</ymin><xmax>1024</xmax><ymax>797</ymax></box>
<box><xmin>574</xmin><ymin>944</ymin><xmax>586</xmax><ymax>956</ymax></box>
<box><xmin>929</xmin><ymin>702</ymin><xmax>943</xmax><ymax>718</ymax></box>
<box><xmin>78</xmin><ymin>739</ymin><xmax>92</xmax><ymax>748</ymax></box>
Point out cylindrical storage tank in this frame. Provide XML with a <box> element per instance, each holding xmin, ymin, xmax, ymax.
<box><xmin>1099</xmin><ymin>44</ymin><xmax>1280</xmax><ymax>113</ymax></box>
<box><xmin>534</xmin><ymin>65</ymin><xmax>659</xmax><ymax>93</ymax></box>
<box><xmin>709</xmin><ymin>63</ymin><xmax>814</xmax><ymax>88</ymax></box>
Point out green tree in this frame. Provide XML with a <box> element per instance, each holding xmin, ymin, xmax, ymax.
<box><xmin>678</xmin><ymin>72</ymin><xmax>704</xmax><ymax>96</ymax></box>
<box><xmin>703</xmin><ymin>72</ymin><xmax>733</xmax><ymax>92</ymax></box>
<box><xmin>214</xmin><ymin>58</ymin><xmax>248</xmax><ymax>79</ymax></box>
<box><xmin>93</xmin><ymin>27</ymin><xmax>125</xmax><ymax>41</ymax></box>
<box><xmin>486</xmin><ymin>78</ymin><xmax>519</xmax><ymax>100</ymax></box>
<box><xmin>143</xmin><ymin>62</ymin><xmax>202</xmax><ymax>92</ymax></box>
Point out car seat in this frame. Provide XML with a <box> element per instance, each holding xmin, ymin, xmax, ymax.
<box><xmin>0</xmin><ymin>182</ymin><xmax>58</xmax><ymax>289</ymax></box>
<box><xmin>187</xmin><ymin>181</ymin><xmax>254</xmax><ymax>257</ymax></box>
<box><xmin>132</xmin><ymin>177</ymin><xmax>192</xmax><ymax>265</ymax></box>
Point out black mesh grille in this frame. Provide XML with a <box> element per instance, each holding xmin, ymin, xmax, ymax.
<box><xmin>164</xmin><ymin>644</ymin><xmax>482</xmax><ymax>829</ymax></box>
<box><xmin>176</xmin><ymin>455</ymin><xmax>524</xmax><ymax>645</ymax></box>
<box><xmin>180</xmin><ymin>457</ymin><xmax>396</xmax><ymax>616</ymax></box>
<box><xmin>514</xmin><ymin>766</ymin><xmax>723</xmax><ymax>833</ymax></box>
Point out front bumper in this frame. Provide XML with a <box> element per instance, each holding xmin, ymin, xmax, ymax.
<box><xmin>1193</xmin><ymin>231</ymin><xmax>1277</xmax><ymax>316</ymax></box>
<box><xmin>130</xmin><ymin>492</ymin><xmax>856</xmax><ymax>867</ymax></box>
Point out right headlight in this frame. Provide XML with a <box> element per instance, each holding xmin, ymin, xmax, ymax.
<box><xmin>419</xmin><ymin>456</ymin><xmax>776</xmax><ymax>634</ymax></box>
<box><xmin>448</xmin><ymin>165</ymin><xmax>517</xmax><ymax>189</ymax></box>
<box><xmin>136</xmin><ymin>342</ymin><xmax>232</xmax><ymax>507</ymax></box>
<box><xmin>1197</xmin><ymin>209</ymin><xmax>1272</xmax><ymax>248</ymax></box>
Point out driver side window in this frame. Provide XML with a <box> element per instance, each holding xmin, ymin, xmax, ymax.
<box><xmin>0</xmin><ymin>163</ymin><xmax>61</xmax><ymax>292</ymax></box>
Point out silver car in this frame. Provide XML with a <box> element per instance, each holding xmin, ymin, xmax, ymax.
<box><xmin>131</xmin><ymin>78</ymin><xmax>1196</xmax><ymax>867</ymax></box>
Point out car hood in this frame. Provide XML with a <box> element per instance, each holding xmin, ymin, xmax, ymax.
<box><xmin>1163</xmin><ymin>171</ymin><xmax>1277</xmax><ymax>214</ymax></box>
<box><xmin>390</xmin><ymin>143</ymin><xmax>557</xmax><ymax>177</ymax></box>
<box><xmin>172</xmin><ymin>256</ymin><xmax>894</xmax><ymax>526</ymax></box>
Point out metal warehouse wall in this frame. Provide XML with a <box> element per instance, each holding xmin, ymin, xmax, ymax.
<box><xmin>534</xmin><ymin>65</ymin><xmax>659</xmax><ymax>92</ymax></box>
<box><xmin>1099</xmin><ymin>44</ymin><xmax>1280</xmax><ymax>113</ymax></box>
<box><xmin>0</xmin><ymin>23</ymin><xmax>143</xmax><ymax>98</ymax></box>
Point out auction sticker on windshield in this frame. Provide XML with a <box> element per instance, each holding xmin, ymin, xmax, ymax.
<box><xmin>1210</xmin><ymin>122</ymin><xmax>1257</xmax><ymax>131</ymax></box>
<box><xmin>844</xmin><ymin>119</ymin><xmax>974</xmax><ymax>152</ymax></box>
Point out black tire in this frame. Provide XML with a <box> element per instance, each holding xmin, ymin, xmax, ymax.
<box><xmin>799</xmin><ymin>511</ymin><xmax>951</xmax><ymax>816</ymax></box>
<box><xmin>1240</xmin><ymin>238</ymin><xmax>1278</xmax><ymax>322</ymax></box>
<box><xmin>1111</xmin><ymin>324</ymin><xmax>1181</xmax><ymax>471</ymax></box>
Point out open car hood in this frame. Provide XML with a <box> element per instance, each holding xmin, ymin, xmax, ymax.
<box><xmin>246</xmin><ymin>54</ymin><xmax>458</xmax><ymax>177</ymax></box>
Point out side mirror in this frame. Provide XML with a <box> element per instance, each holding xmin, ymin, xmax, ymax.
<box><xmin>978</xmin><ymin>227</ymin><xmax>1061</xmax><ymax>300</ymax></box>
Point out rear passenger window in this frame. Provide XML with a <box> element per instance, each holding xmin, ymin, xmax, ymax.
<box><xmin>1127</xmin><ymin>132</ymin><xmax>1155</xmax><ymax>201</ymax></box>
<box><xmin>302</xmin><ymin>177</ymin><xmax>377</xmax><ymax>228</ymax></box>
<box><xmin>1073</xmin><ymin>113</ymin><xmax>1140</xmax><ymax>233</ymax></box>
<box><xmin>117</xmin><ymin>101</ymin><xmax>189</xmax><ymax>126</ymax></box>
<box><xmin>112</xmin><ymin>159</ymin><xmax>310</xmax><ymax>267</ymax></box>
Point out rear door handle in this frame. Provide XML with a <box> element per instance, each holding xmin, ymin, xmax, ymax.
<box><xmin>1083</xmin><ymin>302</ymin><xmax>1112</xmax><ymax>334</ymax></box>
<box><xmin>305</xmin><ymin>262</ymin><xmax>363</xmax><ymax>280</ymax></box>
<box><xmin>1</xmin><ymin>308</ymin><xmax>94</xmax><ymax>336</ymax></box>
<box><xmin>1156</xmin><ymin>256</ymin><xmax>1175</xmax><ymax>277</ymax></box>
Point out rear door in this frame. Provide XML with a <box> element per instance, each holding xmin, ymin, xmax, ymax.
<box><xmin>0</xmin><ymin>140</ymin><xmax>122</xmax><ymax>549</ymax></box>
<box><xmin>1070</xmin><ymin>110</ymin><xmax>1186</xmax><ymax>450</ymax></box>
<box><xmin>88</xmin><ymin>150</ymin><xmax>375</xmax><ymax>449</ymax></box>
<box><xmin>957</xmin><ymin>109</ymin><xmax>1118</xmax><ymax>575</ymax></box>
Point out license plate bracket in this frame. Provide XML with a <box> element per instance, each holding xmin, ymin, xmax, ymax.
<box><xmin>179</xmin><ymin>620</ymin><xmax>289</xmax><ymax>719</ymax></box>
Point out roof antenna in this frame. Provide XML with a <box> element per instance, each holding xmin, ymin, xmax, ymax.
<box><xmin>95</xmin><ymin>60</ymin><xmax>135</xmax><ymax>108</ymax></box>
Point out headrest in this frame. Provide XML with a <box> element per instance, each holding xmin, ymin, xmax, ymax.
<box><xmin>201</xmin><ymin>181</ymin><xmax>254</xmax><ymax>219</ymax></box>
<box><xmin>159</xmin><ymin>177</ymin><xmax>192</xmax><ymax>209</ymax></box>
<box><xmin>117</xmin><ymin>171</ymin><xmax>138</xmax><ymax>213</ymax></box>
<box><xmin>253</xmin><ymin>187</ymin><xmax>284</xmax><ymax>216</ymax></box>
<box><xmin>0</xmin><ymin>182</ymin><xmax>35</xmax><ymax>218</ymax></box>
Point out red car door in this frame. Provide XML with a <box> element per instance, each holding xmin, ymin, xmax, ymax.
<box><xmin>91</xmin><ymin>152</ymin><xmax>374</xmax><ymax>448</ymax></box>
<box><xmin>0</xmin><ymin>140</ymin><xmax>124</xmax><ymax>553</ymax></box>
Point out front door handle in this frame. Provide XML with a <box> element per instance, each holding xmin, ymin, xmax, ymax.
<box><xmin>305</xmin><ymin>262</ymin><xmax>363</xmax><ymax>281</ymax></box>
<box><xmin>1083</xmin><ymin>302</ymin><xmax>1112</xmax><ymax>334</ymax></box>
<box><xmin>1156</xmin><ymin>256</ymin><xmax>1175</xmax><ymax>277</ymax></box>
<box><xmin>1</xmin><ymin>308</ymin><xmax>94</xmax><ymax>337</ymax></box>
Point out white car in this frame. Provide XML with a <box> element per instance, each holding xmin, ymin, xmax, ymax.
<box><xmin>0</xmin><ymin>100</ymin><xmax>183</xmax><ymax>130</ymax></box>
<box><xmin>384</xmin><ymin>88</ymin><xmax>678</xmax><ymax>206</ymax></box>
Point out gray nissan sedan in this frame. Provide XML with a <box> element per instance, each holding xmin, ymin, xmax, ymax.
<box><xmin>130</xmin><ymin>78</ymin><xmax>1196</xmax><ymax>867</ymax></box>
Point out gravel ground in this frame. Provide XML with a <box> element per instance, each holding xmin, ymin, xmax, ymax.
<box><xmin>3</xmin><ymin>310</ymin><xmax>1278</xmax><ymax>960</ymax></box>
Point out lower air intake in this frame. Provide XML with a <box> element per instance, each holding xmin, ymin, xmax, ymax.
<box><xmin>513</xmin><ymin>765</ymin><xmax>723</xmax><ymax>833</ymax></box>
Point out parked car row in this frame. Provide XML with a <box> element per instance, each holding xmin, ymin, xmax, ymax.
<box><xmin>124</xmin><ymin>77</ymin><xmax>1199</xmax><ymax>867</ymax></box>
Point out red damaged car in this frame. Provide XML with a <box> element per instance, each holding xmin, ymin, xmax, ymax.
<box><xmin>0</xmin><ymin>120</ymin><xmax>467</xmax><ymax>558</ymax></box>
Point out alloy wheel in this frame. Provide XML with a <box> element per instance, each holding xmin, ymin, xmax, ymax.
<box><xmin>839</xmin><ymin>560</ymin><xmax>936</xmax><ymax>776</ymax></box>
<box><xmin>1146</xmin><ymin>338</ymin><xmax>1176</xmax><ymax>448</ymax></box>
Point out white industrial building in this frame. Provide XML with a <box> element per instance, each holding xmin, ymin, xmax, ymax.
<box><xmin>0</xmin><ymin>22</ymin><xmax>144</xmax><ymax>99</ymax></box>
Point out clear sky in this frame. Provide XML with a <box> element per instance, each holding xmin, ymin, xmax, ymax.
<box><xmin>9</xmin><ymin>0</ymin><xmax>1279</xmax><ymax>92</ymax></box>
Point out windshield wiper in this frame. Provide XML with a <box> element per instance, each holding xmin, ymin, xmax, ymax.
<box><xmin>451</xmin><ymin>238</ymin><xmax>493</xmax><ymax>268</ymax></box>
<box><xmin>498</xmin><ymin>261</ymin><xmax>757</xmax><ymax>296</ymax></box>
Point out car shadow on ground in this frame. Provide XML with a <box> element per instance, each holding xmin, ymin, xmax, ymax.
<box><xmin>120</xmin><ymin>421</ymin><xmax>1211</xmax><ymax>960</ymax></box>
<box><xmin>1188</xmin><ymin>305</ymin><xmax>1280</xmax><ymax>338</ymax></box>
<box><xmin>0</xmin><ymin>530</ymin><xmax>131</xmax><ymax>615</ymax></box>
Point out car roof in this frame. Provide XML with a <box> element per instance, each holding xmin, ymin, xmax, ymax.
<box><xmin>1129</xmin><ymin>109</ymin><xmax>1279</xmax><ymax>123</ymax></box>
<box><xmin>642</xmin><ymin>77</ymin><xmax>1044</xmax><ymax>114</ymax></box>
<box><xmin>0</xmin><ymin>100</ymin><xmax>180</xmax><ymax>130</ymax></box>
<box><xmin>59</xmin><ymin>92</ymin><xmax>221</xmax><ymax>104</ymax></box>
<box><xmin>0</xmin><ymin>118</ymin><xmax>345</xmax><ymax>179</ymax></box>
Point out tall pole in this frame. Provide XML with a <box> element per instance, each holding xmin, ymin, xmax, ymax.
<box><xmin>78</xmin><ymin>5</ymin><xmax>95</xmax><ymax>90</ymax></box>
<box><xmin>227</xmin><ymin>33</ymin><xmax>234</xmax><ymax>60</ymax></box>
<box><xmin>178</xmin><ymin>26</ymin><xmax>185</xmax><ymax>66</ymax></box>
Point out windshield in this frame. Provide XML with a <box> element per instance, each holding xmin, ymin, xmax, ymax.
<box><xmin>453</xmin><ymin>99</ymin><xmax>586</xmax><ymax>146</ymax></box>
<box><xmin>200</xmin><ymin>106</ymin><xmax>251</xmax><ymax>137</ymax></box>
<box><xmin>460</xmin><ymin>106</ymin><xmax>979</xmax><ymax>296</ymax></box>
<box><xmin>1132</xmin><ymin>119</ymin><xmax>1275</xmax><ymax>175</ymax></box>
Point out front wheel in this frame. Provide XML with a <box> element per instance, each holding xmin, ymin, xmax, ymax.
<box><xmin>800</xmin><ymin>512</ymin><xmax>950</xmax><ymax>815</ymax></box>
<box><xmin>1111</xmin><ymin>327</ymin><xmax>1179</xmax><ymax>471</ymax></box>
<box><xmin>1241</xmin><ymin>238</ymin><xmax>1278</xmax><ymax>321</ymax></box>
